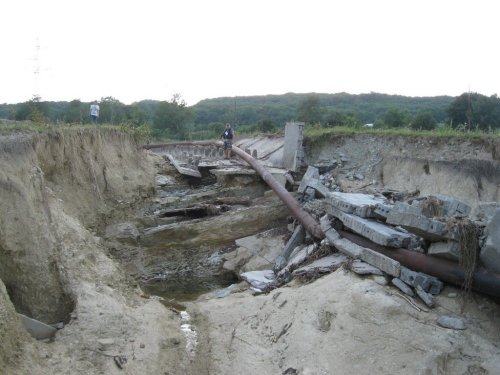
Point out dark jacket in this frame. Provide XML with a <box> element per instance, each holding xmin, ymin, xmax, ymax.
<box><xmin>222</xmin><ymin>128</ymin><xmax>233</xmax><ymax>140</ymax></box>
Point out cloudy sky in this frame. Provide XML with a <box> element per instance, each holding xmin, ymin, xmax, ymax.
<box><xmin>1</xmin><ymin>0</ymin><xmax>498</xmax><ymax>105</ymax></box>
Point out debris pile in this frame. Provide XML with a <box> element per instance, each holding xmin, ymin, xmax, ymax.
<box><xmin>227</xmin><ymin>165</ymin><xmax>500</xmax><ymax>311</ymax></box>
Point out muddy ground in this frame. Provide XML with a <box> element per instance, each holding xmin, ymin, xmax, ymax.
<box><xmin>0</xmin><ymin>130</ymin><xmax>499</xmax><ymax>375</ymax></box>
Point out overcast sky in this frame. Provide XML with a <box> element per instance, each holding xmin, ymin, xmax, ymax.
<box><xmin>1</xmin><ymin>0</ymin><xmax>498</xmax><ymax>106</ymax></box>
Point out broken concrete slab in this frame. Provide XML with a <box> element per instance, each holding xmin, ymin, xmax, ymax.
<box><xmin>240</xmin><ymin>270</ymin><xmax>276</xmax><ymax>290</ymax></box>
<box><xmin>432</xmin><ymin>194</ymin><xmax>471</xmax><ymax>217</ymax></box>
<box><xmin>415</xmin><ymin>285</ymin><xmax>436</xmax><ymax>308</ymax></box>
<box><xmin>19</xmin><ymin>314</ymin><xmax>57</xmax><ymax>340</ymax></box>
<box><xmin>274</xmin><ymin>225</ymin><xmax>305</xmax><ymax>272</ymax></box>
<box><xmin>321</xmin><ymin>219</ymin><xmax>400</xmax><ymax>277</ymax></box>
<box><xmin>166</xmin><ymin>154</ymin><xmax>202</xmax><ymax>178</ymax></box>
<box><xmin>374</xmin><ymin>203</ymin><xmax>393</xmax><ymax>219</ymax></box>
<box><xmin>292</xmin><ymin>253</ymin><xmax>348</xmax><ymax>278</ymax></box>
<box><xmin>326</xmin><ymin>192</ymin><xmax>389</xmax><ymax>218</ymax></box>
<box><xmin>350</xmin><ymin>260</ymin><xmax>384</xmax><ymax>276</ymax></box>
<box><xmin>328</xmin><ymin>207</ymin><xmax>411</xmax><ymax>248</ymax></box>
<box><xmin>210</xmin><ymin>167</ymin><xmax>256</xmax><ymax>176</ymax></box>
<box><xmin>428</xmin><ymin>241</ymin><xmax>460</xmax><ymax>261</ymax></box>
<box><xmin>480</xmin><ymin>208</ymin><xmax>500</xmax><ymax>274</ymax></box>
<box><xmin>400</xmin><ymin>267</ymin><xmax>443</xmax><ymax>295</ymax></box>
<box><xmin>283</xmin><ymin>122</ymin><xmax>304</xmax><ymax>171</ymax></box>
<box><xmin>386</xmin><ymin>202</ymin><xmax>451</xmax><ymax>241</ymax></box>
<box><xmin>297</xmin><ymin>166</ymin><xmax>320</xmax><ymax>194</ymax></box>
<box><xmin>391</xmin><ymin>278</ymin><xmax>415</xmax><ymax>296</ymax></box>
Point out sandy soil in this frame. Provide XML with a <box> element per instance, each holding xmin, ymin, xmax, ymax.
<box><xmin>190</xmin><ymin>270</ymin><xmax>500</xmax><ymax>375</ymax></box>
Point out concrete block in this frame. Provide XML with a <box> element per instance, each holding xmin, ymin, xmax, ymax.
<box><xmin>480</xmin><ymin>208</ymin><xmax>500</xmax><ymax>273</ymax></box>
<box><xmin>292</xmin><ymin>254</ymin><xmax>348</xmax><ymax>277</ymax></box>
<box><xmin>428</xmin><ymin>241</ymin><xmax>460</xmax><ymax>261</ymax></box>
<box><xmin>19</xmin><ymin>314</ymin><xmax>57</xmax><ymax>340</ymax></box>
<box><xmin>240</xmin><ymin>270</ymin><xmax>276</xmax><ymax>290</ymax></box>
<box><xmin>400</xmin><ymin>266</ymin><xmax>443</xmax><ymax>295</ymax></box>
<box><xmin>358</xmin><ymin>246</ymin><xmax>400</xmax><ymax>277</ymax></box>
<box><xmin>328</xmin><ymin>207</ymin><xmax>411</xmax><ymax>248</ymax></box>
<box><xmin>433</xmin><ymin>194</ymin><xmax>471</xmax><ymax>216</ymax></box>
<box><xmin>274</xmin><ymin>225</ymin><xmax>305</xmax><ymax>272</ymax></box>
<box><xmin>386</xmin><ymin>202</ymin><xmax>451</xmax><ymax>241</ymax></box>
<box><xmin>326</xmin><ymin>192</ymin><xmax>388</xmax><ymax>218</ymax></box>
<box><xmin>350</xmin><ymin>260</ymin><xmax>384</xmax><ymax>276</ymax></box>
<box><xmin>416</xmin><ymin>285</ymin><xmax>436</xmax><ymax>308</ymax></box>
<box><xmin>298</xmin><ymin>166</ymin><xmax>320</xmax><ymax>193</ymax></box>
<box><xmin>391</xmin><ymin>278</ymin><xmax>415</xmax><ymax>296</ymax></box>
<box><xmin>321</xmin><ymin>217</ymin><xmax>400</xmax><ymax>276</ymax></box>
<box><xmin>283</xmin><ymin>122</ymin><xmax>304</xmax><ymax>171</ymax></box>
<box><xmin>374</xmin><ymin>203</ymin><xmax>393</xmax><ymax>218</ymax></box>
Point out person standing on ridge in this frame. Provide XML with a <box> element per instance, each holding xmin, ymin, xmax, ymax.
<box><xmin>221</xmin><ymin>123</ymin><xmax>234</xmax><ymax>159</ymax></box>
<box><xmin>90</xmin><ymin>101</ymin><xmax>100</xmax><ymax>124</ymax></box>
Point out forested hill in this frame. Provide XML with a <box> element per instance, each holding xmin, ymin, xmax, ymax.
<box><xmin>193</xmin><ymin>92</ymin><xmax>454</xmax><ymax>126</ymax></box>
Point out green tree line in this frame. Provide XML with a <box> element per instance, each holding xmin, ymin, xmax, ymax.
<box><xmin>1</xmin><ymin>92</ymin><xmax>499</xmax><ymax>139</ymax></box>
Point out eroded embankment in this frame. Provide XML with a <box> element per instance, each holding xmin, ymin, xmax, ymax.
<box><xmin>304</xmin><ymin>134</ymin><xmax>500</xmax><ymax>206</ymax></box>
<box><xmin>0</xmin><ymin>130</ymin><xmax>185</xmax><ymax>375</ymax></box>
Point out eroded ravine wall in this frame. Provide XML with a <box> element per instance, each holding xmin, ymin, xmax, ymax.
<box><xmin>0</xmin><ymin>130</ymin><xmax>157</xmax><ymax>373</ymax></box>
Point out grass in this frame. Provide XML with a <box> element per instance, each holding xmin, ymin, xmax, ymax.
<box><xmin>303</xmin><ymin>124</ymin><xmax>500</xmax><ymax>144</ymax></box>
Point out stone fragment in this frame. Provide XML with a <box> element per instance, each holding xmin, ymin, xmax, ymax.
<box><xmin>297</xmin><ymin>166</ymin><xmax>320</xmax><ymax>194</ymax></box>
<box><xmin>328</xmin><ymin>207</ymin><xmax>411</xmax><ymax>248</ymax></box>
<box><xmin>428</xmin><ymin>241</ymin><xmax>460</xmax><ymax>261</ymax></box>
<box><xmin>350</xmin><ymin>260</ymin><xmax>384</xmax><ymax>276</ymax></box>
<box><xmin>155</xmin><ymin>174</ymin><xmax>174</xmax><ymax>186</ymax></box>
<box><xmin>391</xmin><ymin>278</ymin><xmax>415</xmax><ymax>296</ymax></box>
<box><xmin>292</xmin><ymin>254</ymin><xmax>348</xmax><ymax>278</ymax></box>
<box><xmin>480</xmin><ymin>208</ymin><xmax>500</xmax><ymax>274</ymax></box>
<box><xmin>97</xmin><ymin>338</ymin><xmax>115</xmax><ymax>350</ymax></box>
<box><xmin>374</xmin><ymin>203</ymin><xmax>393</xmax><ymax>218</ymax></box>
<box><xmin>415</xmin><ymin>285</ymin><xmax>435</xmax><ymax>308</ymax></box>
<box><xmin>105</xmin><ymin>222</ymin><xmax>140</xmax><ymax>244</ymax></box>
<box><xmin>18</xmin><ymin>314</ymin><xmax>57</xmax><ymax>340</ymax></box>
<box><xmin>399</xmin><ymin>267</ymin><xmax>443</xmax><ymax>295</ymax></box>
<box><xmin>240</xmin><ymin>270</ymin><xmax>276</xmax><ymax>290</ymax></box>
<box><xmin>436</xmin><ymin>315</ymin><xmax>466</xmax><ymax>330</ymax></box>
<box><xmin>432</xmin><ymin>194</ymin><xmax>471</xmax><ymax>216</ymax></box>
<box><xmin>274</xmin><ymin>225</ymin><xmax>305</xmax><ymax>272</ymax></box>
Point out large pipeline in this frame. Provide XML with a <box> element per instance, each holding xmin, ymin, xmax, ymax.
<box><xmin>339</xmin><ymin>230</ymin><xmax>500</xmax><ymax>299</ymax></box>
<box><xmin>229</xmin><ymin>143</ymin><xmax>325</xmax><ymax>240</ymax></box>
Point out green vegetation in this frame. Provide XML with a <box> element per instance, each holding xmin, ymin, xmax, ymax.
<box><xmin>2</xmin><ymin>91</ymin><xmax>500</xmax><ymax>141</ymax></box>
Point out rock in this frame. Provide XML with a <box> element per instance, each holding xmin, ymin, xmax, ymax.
<box><xmin>274</xmin><ymin>225</ymin><xmax>305</xmax><ymax>273</ymax></box>
<box><xmin>98</xmin><ymin>338</ymin><xmax>115</xmax><ymax>350</ymax></box>
<box><xmin>19</xmin><ymin>314</ymin><xmax>57</xmax><ymax>340</ymax></box>
<box><xmin>240</xmin><ymin>270</ymin><xmax>276</xmax><ymax>290</ymax></box>
<box><xmin>292</xmin><ymin>254</ymin><xmax>348</xmax><ymax>278</ymax></box>
<box><xmin>105</xmin><ymin>222</ymin><xmax>140</xmax><ymax>244</ymax></box>
<box><xmin>436</xmin><ymin>315</ymin><xmax>466</xmax><ymax>330</ymax></box>
<box><xmin>480</xmin><ymin>208</ymin><xmax>500</xmax><ymax>274</ymax></box>
<box><xmin>391</xmin><ymin>278</ymin><xmax>414</xmax><ymax>297</ymax></box>
<box><xmin>155</xmin><ymin>174</ymin><xmax>174</xmax><ymax>187</ymax></box>
<box><xmin>297</xmin><ymin>166</ymin><xmax>320</xmax><ymax>194</ymax></box>
<box><xmin>371</xmin><ymin>275</ymin><xmax>389</xmax><ymax>286</ymax></box>
<box><xmin>350</xmin><ymin>260</ymin><xmax>384</xmax><ymax>276</ymax></box>
<box><xmin>415</xmin><ymin>285</ymin><xmax>435</xmax><ymax>308</ymax></box>
<box><xmin>428</xmin><ymin>241</ymin><xmax>460</xmax><ymax>261</ymax></box>
<box><xmin>447</xmin><ymin>292</ymin><xmax>457</xmax><ymax>298</ymax></box>
<box><xmin>399</xmin><ymin>267</ymin><xmax>443</xmax><ymax>295</ymax></box>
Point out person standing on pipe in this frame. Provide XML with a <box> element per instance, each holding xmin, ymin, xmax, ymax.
<box><xmin>221</xmin><ymin>123</ymin><xmax>234</xmax><ymax>159</ymax></box>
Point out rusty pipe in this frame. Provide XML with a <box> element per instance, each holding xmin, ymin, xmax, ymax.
<box><xmin>228</xmin><ymin>143</ymin><xmax>325</xmax><ymax>240</ymax></box>
<box><xmin>339</xmin><ymin>229</ymin><xmax>500</xmax><ymax>299</ymax></box>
